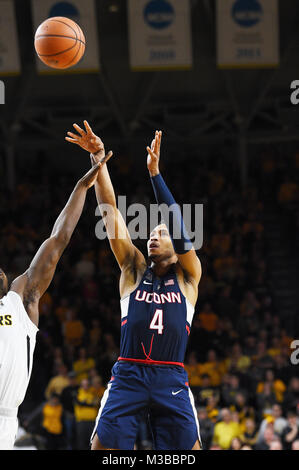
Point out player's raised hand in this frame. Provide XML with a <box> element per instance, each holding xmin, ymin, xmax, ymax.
<box><xmin>146</xmin><ymin>130</ymin><xmax>162</xmax><ymax>177</ymax></box>
<box><xmin>65</xmin><ymin>120</ymin><xmax>109</xmax><ymax>161</ymax></box>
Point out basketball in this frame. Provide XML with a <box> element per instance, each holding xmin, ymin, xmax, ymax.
<box><xmin>34</xmin><ymin>16</ymin><xmax>86</xmax><ymax>69</ymax></box>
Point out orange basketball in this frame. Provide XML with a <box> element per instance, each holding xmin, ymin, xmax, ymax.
<box><xmin>34</xmin><ymin>16</ymin><xmax>86</xmax><ymax>69</ymax></box>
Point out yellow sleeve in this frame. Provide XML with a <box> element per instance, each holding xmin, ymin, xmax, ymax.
<box><xmin>45</xmin><ymin>379</ymin><xmax>54</xmax><ymax>400</ymax></box>
<box><xmin>256</xmin><ymin>382</ymin><xmax>264</xmax><ymax>394</ymax></box>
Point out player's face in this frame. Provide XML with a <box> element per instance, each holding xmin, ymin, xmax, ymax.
<box><xmin>147</xmin><ymin>224</ymin><xmax>175</xmax><ymax>261</ymax></box>
<box><xmin>0</xmin><ymin>269</ymin><xmax>8</xmax><ymax>297</ymax></box>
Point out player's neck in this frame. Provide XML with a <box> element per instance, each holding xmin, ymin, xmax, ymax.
<box><xmin>150</xmin><ymin>258</ymin><xmax>176</xmax><ymax>277</ymax></box>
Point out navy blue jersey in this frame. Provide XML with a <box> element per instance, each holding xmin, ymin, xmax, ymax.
<box><xmin>119</xmin><ymin>266</ymin><xmax>195</xmax><ymax>367</ymax></box>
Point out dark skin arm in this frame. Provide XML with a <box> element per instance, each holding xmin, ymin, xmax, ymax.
<box><xmin>10</xmin><ymin>161</ymin><xmax>111</xmax><ymax>327</ymax></box>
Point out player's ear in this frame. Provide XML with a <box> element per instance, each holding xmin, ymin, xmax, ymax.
<box><xmin>0</xmin><ymin>269</ymin><xmax>8</xmax><ymax>297</ymax></box>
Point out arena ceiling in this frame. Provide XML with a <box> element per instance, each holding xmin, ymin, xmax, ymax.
<box><xmin>2</xmin><ymin>0</ymin><xmax>299</xmax><ymax>158</ymax></box>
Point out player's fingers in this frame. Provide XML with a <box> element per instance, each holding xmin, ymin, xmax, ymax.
<box><xmin>100</xmin><ymin>151</ymin><xmax>113</xmax><ymax>165</ymax></box>
<box><xmin>156</xmin><ymin>132</ymin><xmax>162</xmax><ymax>153</ymax></box>
<box><xmin>65</xmin><ymin>137</ymin><xmax>79</xmax><ymax>144</ymax></box>
<box><xmin>158</xmin><ymin>130</ymin><xmax>162</xmax><ymax>146</ymax></box>
<box><xmin>73</xmin><ymin>123</ymin><xmax>85</xmax><ymax>136</ymax></box>
<box><xmin>67</xmin><ymin>131</ymin><xmax>80</xmax><ymax>139</ymax></box>
<box><xmin>147</xmin><ymin>146</ymin><xmax>157</xmax><ymax>160</ymax></box>
<box><xmin>154</xmin><ymin>134</ymin><xmax>160</xmax><ymax>153</ymax></box>
<box><xmin>84</xmin><ymin>120</ymin><xmax>93</xmax><ymax>135</ymax></box>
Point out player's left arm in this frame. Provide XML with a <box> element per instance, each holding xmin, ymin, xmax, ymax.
<box><xmin>10</xmin><ymin>163</ymin><xmax>107</xmax><ymax>326</ymax></box>
<box><xmin>147</xmin><ymin>131</ymin><xmax>202</xmax><ymax>284</ymax></box>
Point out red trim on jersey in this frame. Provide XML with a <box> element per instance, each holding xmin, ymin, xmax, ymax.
<box><xmin>118</xmin><ymin>357</ymin><xmax>185</xmax><ymax>368</ymax></box>
<box><xmin>186</xmin><ymin>325</ymin><xmax>190</xmax><ymax>336</ymax></box>
<box><xmin>121</xmin><ymin>319</ymin><xmax>127</xmax><ymax>326</ymax></box>
<box><xmin>185</xmin><ymin>381</ymin><xmax>189</xmax><ymax>387</ymax></box>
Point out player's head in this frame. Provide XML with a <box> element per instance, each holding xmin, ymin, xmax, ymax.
<box><xmin>147</xmin><ymin>224</ymin><xmax>177</xmax><ymax>263</ymax></box>
<box><xmin>0</xmin><ymin>269</ymin><xmax>8</xmax><ymax>298</ymax></box>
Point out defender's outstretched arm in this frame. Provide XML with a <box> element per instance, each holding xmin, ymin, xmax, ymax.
<box><xmin>10</xmin><ymin>163</ymin><xmax>105</xmax><ymax>326</ymax></box>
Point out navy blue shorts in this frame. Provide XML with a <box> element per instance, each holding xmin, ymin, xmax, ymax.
<box><xmin>91</xmin><ymin>361</ymin><xmax>201</xmax><ymax>450</ymax></box>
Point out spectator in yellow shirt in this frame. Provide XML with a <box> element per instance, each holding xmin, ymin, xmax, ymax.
<box><xmin>45</xmin><ymin>364</ymin><xmax>70</xmax><ymax>400</ymax></box>
<box><xmin>196</xmin><ymin>374</ymin><xmax>219</xmax><ymax>406</ymax></box>
<box><xmin>90</xmin><ymin>375</ymin><xmax>105</xmax><ymax>402</ymax></box>
<box><xmin>200</xmin><ymin>349</ymin><xmax>224</xmax><ymax>387</ymax></box>
<box><xmin>198</xmin><ymin>303</ymin><xmax>219</xmax><ymax>333</ymax></box>
<box><xmin>185</xmin><ymin>351</ymin><xmax>201</xmax><ymax>388</ymax></box>
<box><xmin>73</xmin><ymin>347</ymin><xmax>96</xmax><ymax>384</ymax></box>
<box><xmin>206</xmin><ymin>395</ymin><xmax>220</xmax><ymax>423</ymax></box>
<box><xmin>74</xmin><ymin>379</ymin><xmax>99</xmax><ymax>449</ymax></box>
<box><xmin>240</xmin><ymin>418</ymin><xmax>258</xmax><ymax>448</ymax></box>
<box><xmin>63</xmin><ymin>308</ymin><xmax>85</xmax><ymax>347</ymax></box>
<box><xmin>213</xmin><ymin>408</ymin><xmax>241</xmax><ymax>450</ymax></box>
<box><xmin>42</xmin><ymin>394</ymin><xmax>64</xmax><ymax>449</ymax></box>
<box><xmin>256</xmin><ymin>369</ymin><xmax>286</xmax><ymax>403</ymax></box>
<box><xmin>225</xmin><ymin>343</ymin><xmax>251</xmax><ymax>373</ymax></box>
<box><xmin>267</xmin><ymin>336</ymin><xmax>282</xmax><ymax>358</ymax></box>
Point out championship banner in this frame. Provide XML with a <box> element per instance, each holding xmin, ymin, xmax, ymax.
<box><xmin>31</xmin><ymin>0</ymin><xmax>100</xmax><ymax>73</ymax></box>
<box><xmin>128</xmin><ymin>0</ymin><xmax>193</xmax><ymax>71</ymax></box>
<box><xmin>217</xmin><ymin>0</ymin><xmax>279</xmax><ymax>69</ymax></box>
<box><xmin>0</xmin><ymin>0</ymin><xmax>21</xmax><ymax>75</ymax></box>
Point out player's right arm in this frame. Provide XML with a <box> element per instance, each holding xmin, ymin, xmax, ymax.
<box><xmin>10</xmin><ymin>163</ymin><xmax>106</xmax><ymax>326</ymax></box>
<box><xmin>92</xmin><ymin>155</ymin><xmax>145</xmax><ymax>270</ymax></box>
<box><xmin>65</xmin><ymin>122</ymin><xmax>146</xmax><ymax>289</ymax></box>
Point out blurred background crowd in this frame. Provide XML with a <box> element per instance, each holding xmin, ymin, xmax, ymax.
<box><xmin>1</xmin><ymin>143</ymin><xmax>299</xmax><ymax>450</ymax></box>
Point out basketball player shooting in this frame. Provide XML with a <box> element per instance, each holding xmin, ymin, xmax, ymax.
<box><xmin>0</xmin><ymin>161</ymin><xmax>110</xmax><ymax>450</ymax></box>
<box><xmin>66</xmin><ymin>122</ymin><xmax>202</xmax><ymax>450</ymax></box>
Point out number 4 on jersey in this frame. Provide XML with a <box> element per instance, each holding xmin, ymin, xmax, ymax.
<box><xmin>150</xmin><ymin>309</ymin><xmax>164</xmax><ymax>335</ymax></box>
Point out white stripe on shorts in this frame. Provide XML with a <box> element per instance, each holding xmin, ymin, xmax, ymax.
<box><xmin>188</xmin><ymin>388</ymin><xmax>202</xmax><ymax>448</ymax></box>
<box><xmin>90</xmin><ymin>382</ymin><xmax>112</xmax><ymax>445</ymax></box>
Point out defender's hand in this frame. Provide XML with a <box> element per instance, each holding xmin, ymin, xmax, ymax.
<box><xmin>78</xmin><ymin>153</ymin><xmax>113</xmax><ymax>189</ymax></box>
<box><xmin>66</xmin><ymin>120</ymin><xmax>107</xmax><ymax>160</ymax></box>
<box><xmin>146</xmin><ymin>130</ymin><xmax>162</xmax><ymax>177</ymax></box>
